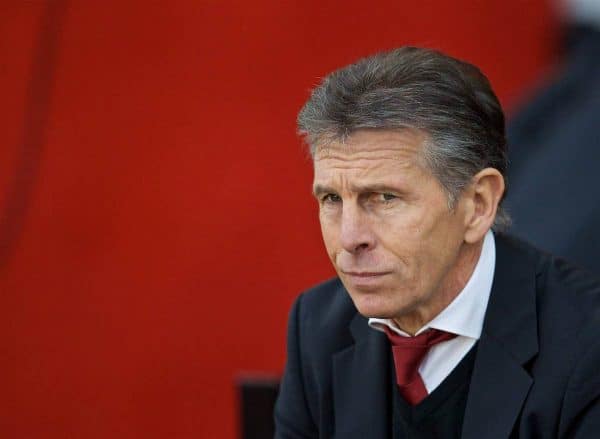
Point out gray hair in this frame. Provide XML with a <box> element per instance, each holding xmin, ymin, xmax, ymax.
<box><xmin>298</xmin><ymin>46</ymin><xmax>510</xmax><ymax>230</ymax></box>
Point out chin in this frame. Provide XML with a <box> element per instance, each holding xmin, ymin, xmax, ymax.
<box><xmin>350</xmin><ymin>292</ymin><xmax>400</xmax><ymax>319</ymax></box>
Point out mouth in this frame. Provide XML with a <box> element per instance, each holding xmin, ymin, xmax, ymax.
<box><xmin>340</xmin><ymin>270</ymin><xmax>392</xmax><ymax>288</ymax></box>
<box><xmin>342</xmin><ymin>271</ymin><xmax>390</xmax><ymax>277</ymax></box>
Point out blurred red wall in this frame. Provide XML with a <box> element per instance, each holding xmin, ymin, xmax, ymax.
<box><xmin>1</xmin><ymin>1</ymin><xmax>558</xmax><ymax>438</ymax></box>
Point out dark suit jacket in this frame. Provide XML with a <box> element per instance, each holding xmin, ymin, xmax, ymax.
<box><xmin>274</xmin><ymin>234</ymin><xmax>600</xmax><ymax>438</ymax></box>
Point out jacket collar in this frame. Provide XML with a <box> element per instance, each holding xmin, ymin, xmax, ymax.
<box><xmin>331</xmin><ymin>312</ymin><xmax>390</xmax><ymax>438</ymax></box>
<box><xmin>462</xmin><ymin>234</ymin><xmax>539</xmax><ymax>439</ymax></box>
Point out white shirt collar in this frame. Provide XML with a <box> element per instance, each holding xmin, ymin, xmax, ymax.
<box><xmin>368</xmin><ymin>230</ymin><xmax>496</xmax><ymax>339</ymax></box>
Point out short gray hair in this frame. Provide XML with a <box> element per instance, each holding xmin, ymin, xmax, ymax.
<box><xmin>298</xmin><ymin>46</ymin><xmax>510</xmax><ymax>230</ymax></box>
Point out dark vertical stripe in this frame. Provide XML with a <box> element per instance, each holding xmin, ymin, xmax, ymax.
<box><xmin>0</xmin><ymin>0</ymin><xmax>69</xmax><ymax>270</ymax></box>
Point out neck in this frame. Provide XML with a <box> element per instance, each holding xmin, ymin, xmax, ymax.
<box><xmin>392</xmin><ymin>239</ymin><xmax>484</xmax><ymax>335</ymax></box>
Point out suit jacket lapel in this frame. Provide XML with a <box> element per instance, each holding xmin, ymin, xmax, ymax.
<box><xmin>332</xmin><ymin>312</ymin><xmax>390</xmax><ymax>439</ymax></box>
<box><xmin>462</xmin><ymin>235</ymin><xmax>539</xmax><ymax>439</ymax></box>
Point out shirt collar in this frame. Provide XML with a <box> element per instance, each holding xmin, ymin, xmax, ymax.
<box><xmin>368</xmin><ymin>230</ymin><xmax>496</xmax><ymax>339</ymax></box>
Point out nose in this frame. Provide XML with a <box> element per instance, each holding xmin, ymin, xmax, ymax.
<box><xmin>339</xmin><ymin>203</ymin><xmax>375</xmax><ymax>254</ymax></box>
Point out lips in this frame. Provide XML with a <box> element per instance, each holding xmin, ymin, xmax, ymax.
<box><xmin>342</xmin><ymin>271</ymin><xmax>390</xmax><ymax>277</ymax></box>
<box><xmin>340</xmin><ymin>270</ymin><xmax>392</xmax><ymax>289</ymax></box>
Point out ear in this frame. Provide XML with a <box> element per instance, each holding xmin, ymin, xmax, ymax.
<box><xmin>463</xmin><ymin>168</ymin><xmax>505</xmax><ymax>244</ymax></box>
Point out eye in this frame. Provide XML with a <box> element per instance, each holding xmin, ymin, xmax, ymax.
<box><xmin>322</xmin><ymin>193</ymin><xmax>342</xmax><ymax>203</ymax></box>
<box><xmin>380</xmin><ymin>193</ymin><xmax>397</xmax><ymax>202</ymax></box>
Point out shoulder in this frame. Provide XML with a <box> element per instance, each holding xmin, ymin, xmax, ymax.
<box><xmin>495</xmin><ymin>232</ymin><xmax>600</xmax><ymax>312</ymax></box>
<box><xmin>295</xmin><ymin>277</ymin><xmax>355</xmax><ymax>320</ymax></box>
<box><xmin>290</xmin><ymin>277</ymin><xmax>358</xmax><ymax>350</ymax></box>
<box><xmin>525</xmin><ymin>235</ymin><xmax>600</xmax><ymax>329</ymax></box>
<box><xmin>493</xmin><ymin>232</ymin><xmax>599</xmax><ymax>355</ymax></box>
<box><xmin>496</xmin><ymin>232</ymin><xmax>600</xmax><ymax>362</ymax></box>
<box><xmin>276</xmin><ymin>278</ymin><xmax>356</xmax><ymax>436</ymax></box>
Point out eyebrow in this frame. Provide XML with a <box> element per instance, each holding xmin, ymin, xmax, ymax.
<box><xmin>312</xmin><ymin>184</ymin><xmax>333</xmax><ymax>198</ymax></box>
<box><xmin>312</xmin><ymin>183</ymin><xmax>402</xmax><ymax>197</ymax></box>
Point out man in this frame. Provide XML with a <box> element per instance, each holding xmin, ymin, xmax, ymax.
<box><xmin>274</xmin><ymin>47</ymin><xmax>600</xmax><ymax>438</ymax></box>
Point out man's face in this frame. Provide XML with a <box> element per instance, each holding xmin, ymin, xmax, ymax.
<box><xmin>313</xmin><ymin>129</ymin><xmax>471</xmax><ymax>326</ymax></box>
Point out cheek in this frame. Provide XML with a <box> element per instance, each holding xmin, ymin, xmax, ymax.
<box><xmin>383</xmin><ymin>227</ymin><xmax>438</xmax><ymax>289</ymax></box>
<box><xmin>378</xmin><ymin>205</ymin><xmax>429</xmax><ymax>246</ymax></box>
<box><xmin>379</xmin><ymin>216</ymin><xmax>424</xmax><ymax>265</ymax></box>
<box><xmin>407</xmin><ymin>227</ymin><xmax>461</xmax><ymax>293</ymax></box>
<box><xmin>319</xmin><ymin>216</ymin><xmax>339</xmax><ymax>258</ymax></box>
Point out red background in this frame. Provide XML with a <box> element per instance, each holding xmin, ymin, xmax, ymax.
<box><xmin>1</xmin><ymin>1</ymin><xmax>558</xmax><ymax>438</ymax></box>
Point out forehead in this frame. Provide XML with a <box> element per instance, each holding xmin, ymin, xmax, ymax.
<box><xmin>312</xmin><ymin>129</ymin><xmax>428</xmax><ymax>177</ymax></box>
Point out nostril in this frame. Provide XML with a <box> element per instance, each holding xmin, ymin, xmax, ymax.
<box><xmin>353</xmin><ymin>242</ymin><xmax>370</xmax><ymax>253</ymax></box>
